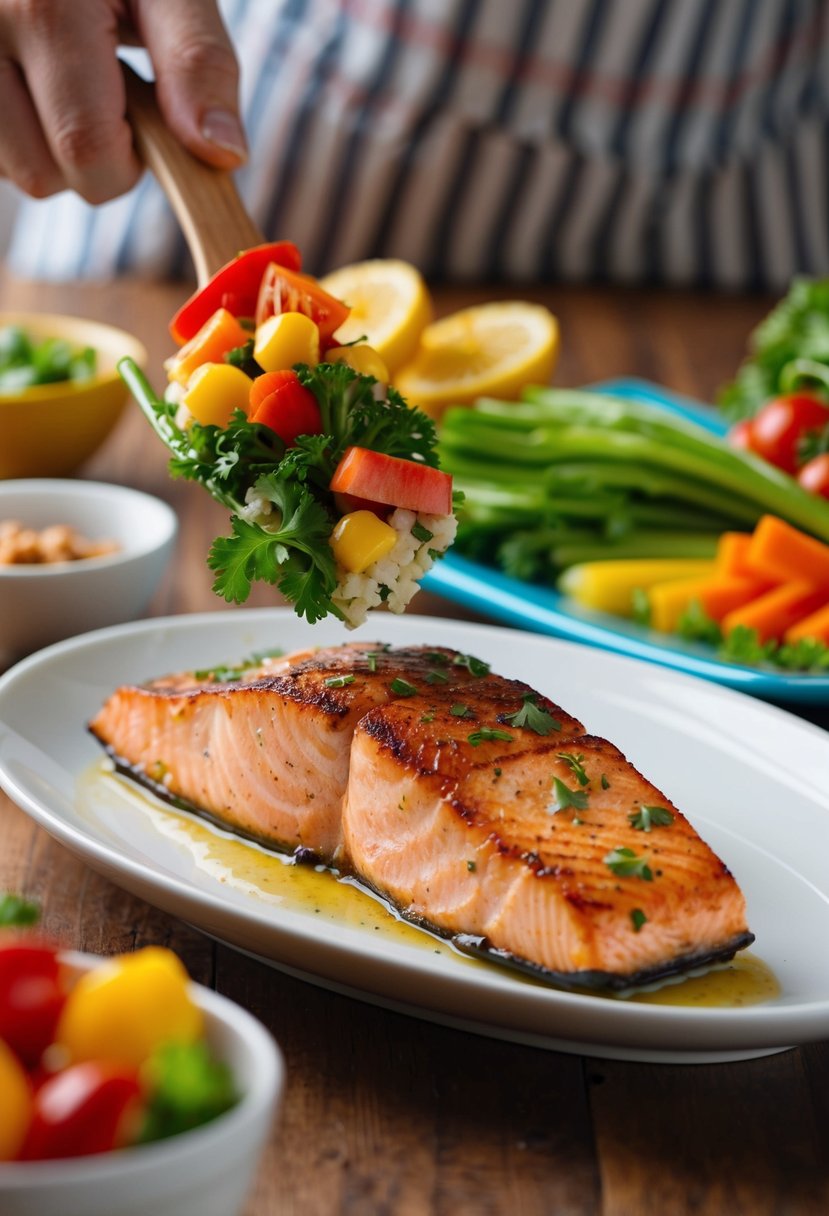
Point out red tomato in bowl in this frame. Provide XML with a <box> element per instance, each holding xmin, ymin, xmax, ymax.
<box><xmin>0</xmin><ymin>939</ymin><xmax>65</xmax><ymax>1067</ymax></box>
<box><xmin>20</xmin><ymin>1062</ymin><xmax>143</xmax><ymax>1160</ymax></box>
<box><xmin>748</xmin><ymin>393</ymin><xmax>829</xmax><ymax>474</ymax></box>
<box><xmin>797</xmin><ymin>453</ymin><xmax>829</xmax><ymax>499</ymax></box>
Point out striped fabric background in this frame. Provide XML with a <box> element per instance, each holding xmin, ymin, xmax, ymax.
<box><xmin>8</xmin><ymin>0</ymin><xmax>829</xmax><ymax>289</ymax></box>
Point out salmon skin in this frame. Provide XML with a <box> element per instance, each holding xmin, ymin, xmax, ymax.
<box><xmin>90</xmin><ymin>642</ymin><xmax>753</xmax><ymax>990</ymax></box>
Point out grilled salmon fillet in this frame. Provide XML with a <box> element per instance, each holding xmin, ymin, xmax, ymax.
<box><xmin>342</xmin><ymin>699</ymin><xmax>752</xmax><ymax>988</ymax></box>
<box><xmin>91</xmin><ymin>640</ymin><xmax>752</xmax><ymax>987</ymax></box>
<box><xmin>89</xmin><ymin>642</ymin><xmax>574</xmax><ymax>863</ymax></box>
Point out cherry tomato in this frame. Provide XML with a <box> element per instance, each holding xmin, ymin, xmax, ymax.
<box><xmin>249</xmin><ymin>370</ymin><xmax>323</xmax><ymax>447</ymax></box>
<box><xmin>255</xmin><ymin>263</ymin><xmax>350</xmax><ymax>345</ymax></box>
<box><xmin>797</xmin><ymin>453</ymin><xmax>829</xmax><ymax>499</ymax></box>
<box><xmin>0</xmin><ymin>939</ymin><xmax>66</xmax><ymax>1067</ymax></box>
<box><xmin>20</xmin><ymin>1062</ymin><xmax>143</xmax><ymax>1160</ymax></box>
<box><xmin>330</xmin><ymin>446</ymin><xmax>453</xmax><ymax>515</ymax></box>
<box><xmin>169</xmin><ymin>241</ymin><xmax>302</xmax><ymax>344</ymax></box>
<box><xmin>728</xmin><ymin>418</ymin><xmax>756</xmax><ymax>452</ymax></box>
<box><xmin>749</xmin><ymin>393</ymin><xmax>829</xmax><ymax>474</ymax></box>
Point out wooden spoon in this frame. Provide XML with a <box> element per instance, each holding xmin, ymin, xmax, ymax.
<box><xmin>122</xmin><ymin>63</ymin><xmax>262</xmax><ymax>284</ymax></box>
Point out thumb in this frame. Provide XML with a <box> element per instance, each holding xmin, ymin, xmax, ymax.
<box><xmin>133</xmin><ymin>0</ymin><xmax>247</xmax><ymax>169</ymax></box>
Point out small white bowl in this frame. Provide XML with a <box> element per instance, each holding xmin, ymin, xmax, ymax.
<box><xmin>0</xmin><ymin>952</ymin><xmax>284</xmax><ymax>1216</ymax></box>
<box><xmin>0</xmin><ymin>479</ymin><xmax>177</xmax><ymax>660</ymax></box>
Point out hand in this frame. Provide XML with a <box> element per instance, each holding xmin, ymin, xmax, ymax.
<box><xmin>0</xmin><ymin>0</ymin><xmax>246</xmax><ymax>204</ymax></box>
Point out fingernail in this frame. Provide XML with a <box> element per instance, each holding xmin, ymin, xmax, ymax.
<box><xmin>201</xmin><ymin>109</ymin><xmax>247</xmax><ymax>160</ymax></box>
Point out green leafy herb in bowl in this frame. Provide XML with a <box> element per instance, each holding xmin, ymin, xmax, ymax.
<box><xmin>0</xmin><ymin>325</ymin><xmax>96</xmax><ymax>393</ymax></box>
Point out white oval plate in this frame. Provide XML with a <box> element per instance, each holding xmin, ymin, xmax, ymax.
<box><xmin>1</xmin><ymin>609</ymin><xmax>828</xmax><ymax>1064</ymax></box>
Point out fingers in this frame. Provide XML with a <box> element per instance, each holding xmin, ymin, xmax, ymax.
<box><xmin>4</xmin><ymin>0</ymin><xmax>141</xmax><ymax>203</ymax></box>
<box><xmin>0</xmin><ymin>0</ymin><xmax>244</xmax><ymax>205</ymax></box>
<box><xmin>0</xmin><ymin>57</ymin><xmax>63</xmax><ymax>198</ymax></box>
<box><xmin>134</xmin><ymin>0</ymin><xmax>247</xmax><ymax>170</ymax></box>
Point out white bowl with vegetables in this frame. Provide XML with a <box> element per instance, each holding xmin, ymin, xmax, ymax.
<box><xmin>0</xmin><ymin>479</ymin><xmax>177</xmax><ymax>660</ymax></box>
<box><xmin>0</xmin><ymin>944</ymin><xmax>283</xmax><ymax>1216</ymax></box>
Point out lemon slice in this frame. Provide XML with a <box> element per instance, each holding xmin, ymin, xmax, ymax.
<box><xmin>395</xmin><ymin>301</ymin><xmax>559</xmax><ymax>418</ymax></box>
<box><xmin>319</xmin><ymin>259</ymin><xmax>432</xmax><ymax>375</ymax></box>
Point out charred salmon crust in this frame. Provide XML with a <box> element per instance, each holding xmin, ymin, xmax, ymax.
<box><xmin>88</xmin><ymin>642</ymin><xmax>489</xmax><ymax>862</ymax></box>
<box><xmin>341</xmin><ymin>722</ymin><xmax>753</xmax><ymax>986</ymax></box>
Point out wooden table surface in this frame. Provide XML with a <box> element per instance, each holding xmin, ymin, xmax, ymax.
<box><xmin>2</xmin><ymin>273</ymin><xmax>828</xmax><ymax>1216</ymax></box>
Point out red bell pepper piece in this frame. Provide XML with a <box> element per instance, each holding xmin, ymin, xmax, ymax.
<box><xmin>330</xmin><ymin>446</ymin><xmax>453</xmax><ymax>516</ymax></box>
<box><xmin>170</xmin><ymin>240</ymin><xmax>302</xmax><ymax>344</ymax></box>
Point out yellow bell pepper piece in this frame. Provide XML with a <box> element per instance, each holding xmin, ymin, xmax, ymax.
<box><xmin>56</xmin><ymin>946</ymin><xmax>204</xmax><ymax>1069</ymax></box>
<box><xmin>0</xmin><ymin>1039</ymin><xmax>32</xmax><ymax>1161</ymax></box>
<box><xmin>254</xmin><ymin>312</ymin><xmax>320</xmax><ymax>372</ymax></box>
<box><xmin>330</xmin><ymin>510</ymin><xmax>397</xmax><ymax>573</ymax></box>
<box><xmin>325</xmin><ymin>343</ymin><xmax>389</xmax><ymax>384</ymax></box>
<box><xmin>648</xmin><ymin>576</ymin><xmax>721</xmax><ymax>633</ymax></box>
<box><xmin>181</xmin><ymin>362</ymin><xmax>253</xmax><ymax>428</ymax></box>
<box><xmin>558</xmin><ymin>558</ymin><xmax>717</xmax><ymax>617</ymax></box>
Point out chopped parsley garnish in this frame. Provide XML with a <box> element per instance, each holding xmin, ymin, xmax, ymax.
<box><xmin>503</xmin><ymin>693</ymin><xmax>561</xmax><ymax>735</ymax></box>
<box><xmin>604</xmin><ymin>847</ymin><xmax>653</xmax><ymax>882</ymax></box>
<box><xmin>450</xmin><ymin>703</ymin><xmax>474</xmax><ymax>718</ymax></box>
<box><xmin>555</xmin><ymin>752</ymin><xmax>589</xmax><ymax>786</ymax></box>
<box><xmin>467</xmin><ymin>727</ymin><xmax>513</xmax><ymax>747</ymax></box>
<box><xmin>630</xmin><ymin>908</ymin><xmax>648</xmax><ymax>933</ymax></box>
<box><xmin>549</xmin><ymin>777</ymin><xmax>589</xmax><ymax>814</ymax></box>
<box><xmin>193</xmin><ymin>647</ymin><xmax>283</xmax><ymax>683</ymax></box>
<box><xmin>466</xmin><ymin>860</ymin><xmax>477</xmax><ymax>873</ymax></box>
<box><xmin>420</xmin><ymin>712</ymin><xmax>436</xmax><ymax>723</ymax></box>
<box><xmin>390</xmin><ymin>677</ymin><xmax>418</xmax><ymax>696</ymax></box>
<box><xmin>412</xmin><ymin>521</ymin><xmax>434</xmax><ymax>543</ymax></box>
<box><xmin>628</xmin><ymin>805</ymin><xmax>674</xmax><ymax>832</ymax></box>
<box><xmin>422</xmin><ymin>651</ymin><xmax>450</xmax><ymax>666</ymax></box>
<box><xmin>601</xmin><ymin>774</ymin><xmax>610</xmax><ymax>790</ymax></box>
<box><xmin>493</xmin><ymin>766</ymin><xmax>502</xmax><ymax>777</ymax></box>
<box><xmin>453</xmin><ymin>653</ymin><xmax>490</xmax><ymax>677</ymax></box>
<box><xmin>324</xmin><ymin>674</ymin><xmax>356</xmax><ymax>688</ymax></box>
<box><xmin>425</xmin><ymin>669</ymin><xmax>449</xmax><ymax>684</ymax></box>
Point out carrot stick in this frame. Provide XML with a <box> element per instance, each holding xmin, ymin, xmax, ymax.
<box><xmin>715</xmin><ymin>532</ymin><xmax>753</xmax><ymax>577</ymax></box>
<box><xmin>165</xmin><ymin>308</ymin><xmax>250</xmax><ymax>386</ymax></box>
<box><xmin>745</xmin><ymin>515</ymin><xmax>829</xmax><ymax>588</ymax></box>
<box><xmin>699</xmin><ymin>575</ymin><xmax>778</xmax><ymax>622</ymax></box>
<box><xmin>784</xmin><ymin>600</ymin><xmax>829</xmax><ymax>644</ymax></box>
<box><xmin>722</xmin><ymin>582</ymin><xmax>828</xmax><ymax>645</ymax></box>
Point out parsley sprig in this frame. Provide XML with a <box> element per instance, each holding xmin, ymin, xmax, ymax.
<box><xmin>504</xmin><ymin>694</ymin><xmax>561</xmax><ymax>735</ymax></box>
<box><xmin>604</xmin><ymin>847</ymin><xmax>654</xmax><ymax>882</ymax></box>
<box><xmin>549</xmin><ymin>777</ymin><xmax>589</xmax><ymax>813</ymax></box>
<box><xmin>628</xmin><ymin>805</ymin><xmax>674</xmax><ymax>832</ymax></box>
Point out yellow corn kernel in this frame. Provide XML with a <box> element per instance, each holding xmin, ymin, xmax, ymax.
<box><xmin>56</xmin><ymin>946</ymin><xmax>204</xmax><ymax>1069</ymax></box>
<box><xmin>325</xmin><ymin>344</ymin><xmax>388</xmax><ymax>384</ymax></box>
<box><xmin>330</xmin><ymin>510</ymin><xmax>397</xmax><ymax>573</ymax></box>
<box><xmin>182</xmin><ymin>362</ymin><xmax>252</xmax><ymax>428</ymax></box>
<box><xmin>254</xmin><ymin>312</ymin><xmax>320</xmax><ymax>372</ymax></box>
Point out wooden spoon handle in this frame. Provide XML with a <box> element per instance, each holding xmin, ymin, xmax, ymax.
<box><xmin>122</xmin><ymin>64</ymin><xmax>263</xmax><ymax>284</ymax></box>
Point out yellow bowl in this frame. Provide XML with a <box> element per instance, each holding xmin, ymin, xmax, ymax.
<box><xmin>0</xmin><ymin>312</ymin><xmax>148</xmax><ymax>479</ymax></box>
